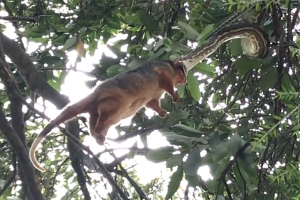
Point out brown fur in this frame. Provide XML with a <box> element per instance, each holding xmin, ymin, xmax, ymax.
<box><xmin>29</xmin><ymin>60</ymin><xmax>187</xmax><ymax>172</ymax></box>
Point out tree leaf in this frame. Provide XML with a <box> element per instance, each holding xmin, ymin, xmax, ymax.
<box><xmin>216</xmin><ymin>195</ymin><xmax>225</xmax><ymax>200</ymax></box>
<box><xmin>52</xmin><ymin>50</ymin><xmax>67</xmax><ymax>58</ymax></box>
<box><xmin>128</xmin><ymin>58</ymin><xmax>147</xmax><ymax>70</ymax></box>
<box><xmin>210</xmin><ymin>142</ymin><xmax>229</xmax><ymax>162</ymax></box>
<box><xmin>16</xmin><ymin>29</ymin><xmax>43</xmax><ymax>38</ymax></box>
<box><xmin>187</xmin><ymin>72</ymin><xmax>201</xmax><ymax>101</ymax></box>
<box><xmin>106</xmin><ymin>64</ymin><xmax>127</xmax><ymax>77</ymax></box>
<box><xmin>209</xmin><ymin>132</ymin><xmax>221</xmax><ymax>148</ymax></box>
<box><xmin>52</xmin><ymin>34</ymin><xmax>68</xmax><ymax>46</ymax></box>
<box><xmin>194</xmin><ymin>63</ymin><xmax>215</xmax><ymax>77</ymax></box>
<box><xmin>185</xmin><ymin>174</ymin><xmax>200</xmax><ymax>187</ymax></box>
<box><xmin>165</xmin><ymin>165</ymin><xmax>183</xmax><ymax>199</ymax></box>
<box><xmin>258</xmin><ymin>67</ymin><xmax>278</xmax><ymax>91</ymax></box>
<box><xmin>176</xmin><ymin>85</ymin><xmax>185</xmax><ymax>98</ymax></box>
<box><xmin>137</xmin><ymin>10</ymin><xmax>160</xmax><ymax>34</ymax></box>
<box><xmin>183</xmin><ymin>148</ymin><xmax>201</xmax><ymax>176</ymax></box>
<box><xmin>166</xmin><ymin>154</ymin><xmax>184</xmax><ymax>168</ymax></box>
<box><xmin>233</xmin><ymin>55</ymin><xmax>261</xmax><ymax>75</ymax></box>
<box><xmin>47</xmin><ymin>79</ymin><xmax>60</xmax><ymax>91</ymax></box>
<box><xmin>161</xmin><ymin>132</ymin><xmax>208</xmax><ymax>146</ymax></box>
<box><xmin>178</xmin><ymin>21</ymin><xmax>200</xmax><ymax>40</ymax></box>
<box><xmin>229</xmin><ymin>39</ymin><xmax>243</xmax><ymax>56</ymax></box>
<box><xmin>128</xmin><ymin>141</ymin><xmax>138</xmax><ymax>159</ymax></box>
<box><xmin>227</xmin><ymin>134</ymin><xmax>242</xmax><ymax>155</ymax></box>
<box><xmin>145</xmin><ymin>146</ymin><xmax>174</xmax><ymax>163</ymax></box>
<box><xmin>168</xmin><ymin>109</ymin><xmax>189</xmax><ymax>121</ymax></box>
<box><xmin>170</xmin><ymin>124</ymin><xmax>206</xmax><ymax>139</ymax></box>
<box><xmin>197</xmin><ymin>24</ymin><xmax>215</xmax><ymax>42</ymax></box>
<box><xmin>62</xmin><ymin>36</ymin><xmax>77</xmax><ymax>51</ymax></box>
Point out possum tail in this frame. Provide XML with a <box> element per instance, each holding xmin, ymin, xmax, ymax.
<box><xmin>29</xmin><ymin>94</ymin><xmax>95</xmax><ymax>172</ymax></box>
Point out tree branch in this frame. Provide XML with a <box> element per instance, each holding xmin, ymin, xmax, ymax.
<box><xmin>0</xmin><ymin>105</ymin><xmax>44</xmax><ymax>200</ymax></box>
<box><xmin>0</xmin><ymin>152</ymin><xmax>17</xmax><ymax>196</ymax></box>
<box><xmin>0</xmin><ymin>31</ymin><xmax>93</xmax><ymax>199</ymax></box>
<box><xmin>220</xmin><ymin>142</ymin><xmax>250</xmax><ymax>181</ymax></box>
<box><xmin>0</xmin><ymin>32</ymin><xmax>69</xmax><ymax>108</ymax></box>
<box><xmin>111</xmin><ymin>124</ymin><xmax>163</xmax><ymax>142</ymax></box>
<box><xmin>0</xmin><ymin>16</ymin><xmax>36</xmax><ymax>23</ymax></box>
<box><xmin>0</xmin><ymin>30</ymin><xmax>44</xmax><ymax>200</ymax></box>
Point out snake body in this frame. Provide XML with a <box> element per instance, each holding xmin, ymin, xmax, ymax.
<box><xmin>178</xmin><ymin>23</ymin><xmax>270</xmax><ymax>71</ymax></box>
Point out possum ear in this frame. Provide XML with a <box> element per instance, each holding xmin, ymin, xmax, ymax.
<box><xmin>172</xmin><ymin>59</ymin><xmax>187</xmax><ymax>76</ymax></box>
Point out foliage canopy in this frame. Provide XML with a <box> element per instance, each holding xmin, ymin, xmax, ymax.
<box><xmin>0</xmin><ymin>0</ymin><xmax>300</xmax><ymax>199</ymax></box>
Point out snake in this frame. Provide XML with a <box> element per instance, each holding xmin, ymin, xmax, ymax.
<box><xmin>177</xmin><ymin>22</ymin><xmax>270</xmax><ymax>71</ymax></box>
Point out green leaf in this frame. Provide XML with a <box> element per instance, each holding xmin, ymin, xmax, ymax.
<box><xmin>62</xmin><ymin>36</ymin><xmax>77</xmax><ymax>51</ymax></box>
<box><xmin>16</xmin><ymin>29</ymin><xmax>43</xmax><ymax>38</ymax></box>
<box><xmin>30</xmin><ymin>37</ymin><xmax>49</xmax><ymax>43</ymax></box>
<box><xmin>169</xmin><ymin>43</ymin><xmax>191</xmax><ymax>52</ymax></box>
<box><xmin>187</xmin><ymin>72</ymin><xmax>201</xmax><ymax>101</ymax></box>
<box><xmin>183</xmin><ymin>148</ymin><xmax>201</xmax><ymax>176</ymax></box>
<box><xmin>178</xmin><ymin>21</ymin><xmax>200</xmax><ymax>40</ymax></box>
<box><xmin>170</xmin><ymin>124</ymin><xmax>206</xmax><ymax>139</ymax></box>
<box><xmin>168</xmin><ymin>109</ymin><xmax>189</xmax><ymax>121</ymax></box>
<box><xmin>40</xmin><ymin>56</ymin><xmax>61</xmax><ymax>66</ymax></box>
<box><xmin>233</xmin><ymin>55</ymin><xmax>261</xmax><ymax>75</ymax></box>
<box><xmin>209</xmin><ymin>132</ymin><xmax>220</xmax><ymax>148</ymax></box>
<box><xmin>185</xmin><ymin>174</ymin><xmax>200</xmax><ymax>187</ymax></box>
<box><xmin>194</xmin><ymin>63</ymin><xmax>215</xmax><ymax>77</ymax></box>
<box><xmin>161</xmin><ymin>132</ymin><xmax>208</xmax><ymax>146</ymax></box>
<box><xmin>146</xmin><ymin>146</ymin><xmax>174</xmax><ymax>163</ymax></box>
<box><xmin>106</xmin><ymin>64</ymin><xmax>127</xmax><ymax>77</ymax></box>
<box><xmin>210</xmin><ymin>142</ymin><xmax>229</xmax><ymax>162</ymax></box>
<box><xmin>197</xmin><ymin>24</ymin><xmax>215</xmax><ymax>42</ymax></box>
<box><xmin>47</xmin><ymin>79</ymin><xmax>60</xmax><ymax>91</ymax></box>
<box><xmin>258</xmin><ymin>67</ymin><xmax>278</xmax><ymax>91</ymax></box>
<box><xmin>64</xmin><ymin>171</ymin><xmax>74</xmax><ymax>180</ymax></box>
<box><xmin>102</xmin><ymin>31</ymin><xmax>111</xmax><ymax>44</ymax></box>
<box><xmin>227</xmin><ymin>135</ymin><xmax>242</xmax><ymax>155</ymax></box>
<box><xmin>238</xmin><ymin>157</ymin><xmax>257</xmax><ymax>180</ymax></box>
<box><xmin>153</xmin><ymin>39</ymin><xmax>164</xmax><ymax>51</ymax></box>
<box><xmin>166</xmin><ymin>154</ymin><xmax>184</xmax><ymax>168</ymax></box>
<box><xmin>203</xmin><ymin>179</ymin><xmax>219</xmax><ymax>193</ymax></box>
<box><xmin>137</xmin><ymin>10</ymin><xmax>160</xmax><ymax>34</ymax></box>
<box><xmin>281</xmin><ymin>73</ymin><xmax>293</xmax><ymax>91</ymax></box>
<box><xmin>107</xmin><ymin>20</ymin><xmax>121</xmax><ymax>29</ymax></box>
<box><xmin>229</xmin><ymin>39</ymin><xmax>243</xmax><ymax>56</ymax></box>
<box><xmin>216</xmin><ymin>195</ymin><xmax>225</xmax><ymax>200</ymax></box>
<box><xmin>88</xmin><ymin>40</ymin><xmax>98</xmax><ymax>56</ymax></box>
<box><xmin>79</xmin><ymin>27</ymin><xmax>87</xmax><ymax>35</ymax></box>
<box><xmin>165</xmin><ymin>165</ymin><xmax>183</xmax><ymax>199</ymax></box>
<box><xmin>128</xmin><ymin>142</ymin><xmax>138</xmax><ymax>159</ymax></box>
<box><xmin>233</xmin><ymin>165</ymin><xmax>246</xmax><ymax>190</ymax></box>
<box><xmin>176</xmin><ymin>85</ymin><xmax>185</xmax><ymax>98</ymax></box>
<box><xmin>128</xmin><ymin>58</ymin><xmax>147</xmax><ymax>70</ymax></box>
<box><xmin>52</xmin><ymin>50</ymin><xmax>67</xmax><ymax>59</ymax></box>
<box><xmin>146</xmin><ymin>48</ymin><xmax>165</xmax><ymax>61</ymax></box>
<box><xmin>123</xmin><ymin>14</ymin><xmax>140</xmax><ymax>24</ymax></box>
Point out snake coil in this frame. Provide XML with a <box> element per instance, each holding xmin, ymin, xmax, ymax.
<box><xmin>177</xmin><ymin>23</ymin><xmax>270</xmax><ymax>71</ymax></box>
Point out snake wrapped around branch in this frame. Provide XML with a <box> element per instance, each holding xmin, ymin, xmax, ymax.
<box><xmin>177</xmin><ymin>22</ymin><xmax>270</xmax><ymax>71</ymax></box>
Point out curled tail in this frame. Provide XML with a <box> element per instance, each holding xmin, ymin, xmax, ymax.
<box><xmin>29</xmin><ymin>94</ymin><xmax>95</xmax><ymax>172</ymax></box>
<box><xmin>29</xmin><ymin>123</ymin><xmax>57</xmax><ymax>172</ymax></box>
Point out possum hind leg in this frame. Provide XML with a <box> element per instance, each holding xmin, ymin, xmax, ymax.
<box><xmin>88</xmin><ymin>111</ymin><xmax>98</xmax><ymax>137</ymax></box>
<box><xmin>93</xmin><ymin>98</ymin><xmax>124</xmax><ymax>144</ymax></box>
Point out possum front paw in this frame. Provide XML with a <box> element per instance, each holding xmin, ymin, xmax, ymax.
<box><xmin>91</xmin><ymin>129</ymin><xmax>106</xmax><ymax>145</ymax></box>
<box><xmin>158</xmin><ymin>109</ymin><xmax>167</xmax><ymax>118</ymax></box>
<box><xmin>172</xmin><ymin>92</ymin><xmax>180</xmax><ymax>103</ymax></box>
<box><xmin>95</xmin><ymin>133</ymin><xmax>106</xmax><ymax>145</ymax></box>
